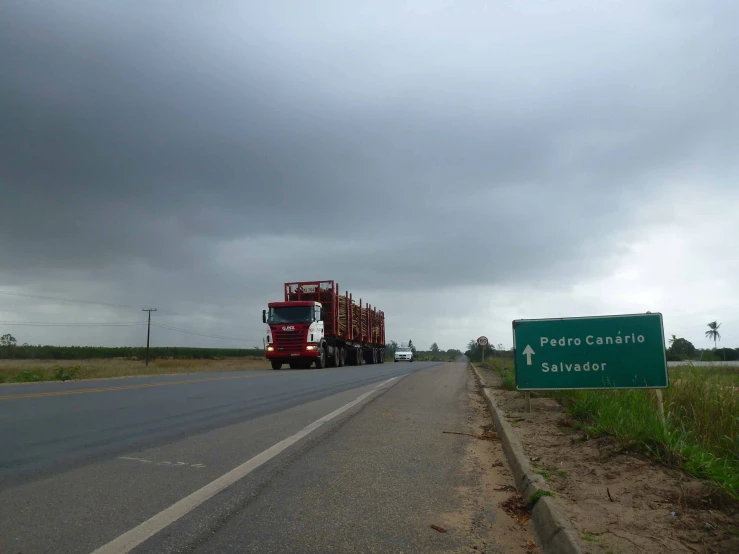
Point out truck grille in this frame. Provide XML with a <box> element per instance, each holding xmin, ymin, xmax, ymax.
<box><xmin>273</xmin><ymin>330</ymin><xmax>305</xmax><ymax>350</ymax></box>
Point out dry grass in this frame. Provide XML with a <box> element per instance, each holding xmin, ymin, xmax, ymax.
<box><xmin>0</xmin><ymin>357</ymin><xmax>269</xmax><ymax>383</ymax></box>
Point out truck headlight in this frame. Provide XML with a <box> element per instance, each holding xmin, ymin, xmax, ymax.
<box><xmin>306</xmin><ymin>345</ymin><xmax>316</xmax><ymax>350</ymax></box>
<box><xmin>267</xmin><ymin>346</ymin><xmax>274</xmax><ymax>352</ymax></box>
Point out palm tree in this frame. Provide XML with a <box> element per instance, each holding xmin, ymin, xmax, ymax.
<box><xmin>669</xmin><ymin>334</ymin><xmax>677</xmax><ymax>346</ymax></box>
<box><xmin>705</xmin><ymin>321</ymin><xmax>721</xmax><ymax>350</ymax></box>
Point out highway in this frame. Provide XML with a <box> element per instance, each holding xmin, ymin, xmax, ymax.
<box><xmin>0</xmin><ymin>361</ymin><xmax>529</xmax><ymax>553</ymax></box>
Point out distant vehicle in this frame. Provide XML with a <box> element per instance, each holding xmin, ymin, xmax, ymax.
<box><xmin>263</xmin><ymin>280</ymin><xmax>385</xmax><ymax>370</ymax></box>
<box><xmin>395</xmin><ymin>346</ymin><xmax>413</xmax><ymax>362</ymax></box>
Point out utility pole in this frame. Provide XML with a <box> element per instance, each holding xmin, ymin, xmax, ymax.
<box><xmin>142</xmin><ymin>308</ymin><xmax>157</xmax><ymax>366</ymax></box>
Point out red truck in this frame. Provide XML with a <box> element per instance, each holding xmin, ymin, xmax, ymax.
<box><xmin>263</xmin><ymin>280</ymin><xmax>386</xmax><ymax>370</ymax></box>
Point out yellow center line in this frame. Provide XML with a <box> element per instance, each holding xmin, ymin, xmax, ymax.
<box><xmin>0</xmin><ymin>372</ymin><xmax>296</xmax><ymax>401</ymax></box>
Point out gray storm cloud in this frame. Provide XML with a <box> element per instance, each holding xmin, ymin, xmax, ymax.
<box><xmin>1</xmin><ymin>1</ymin><xmax>737</xmax><ymax>347</ymax></box>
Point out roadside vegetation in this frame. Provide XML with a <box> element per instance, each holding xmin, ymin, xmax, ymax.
<box><xmin>385</xmin><ymin>340</ymin><xmax>462</xmax><ymax>362</ymax></box>
<box><xmin>476</xmin><ymin>354</ymin><xmax>739</xmax><ymax>500</ymax></box>
<box><xmin>0</xmin><ymin>337</ymin><xmax>263</xmax><ymax>361</ymax></box>
<box><xmin>0</xmin><ymin>357</ymin><xmax>269</xmax><ymax>383</ymax></box>
<box><xmin>555</xmin><ymin>367</ymin><xmax>739</xmax><ymax>500</ymax></box>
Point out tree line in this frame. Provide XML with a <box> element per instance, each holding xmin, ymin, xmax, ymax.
<box><xmin>464</xmin><ymin>340</ymin><xmax>514</xmax><ymax>362</ymax></box>
<box><xmin>385</xmin><ymin>340</ymin><xmax>463</xmax><ymax>361</ymax></box>
<box><xmin>0</xmin><ymin>336</ymin><xmax>263</xmax><ymax>360</ymax></box>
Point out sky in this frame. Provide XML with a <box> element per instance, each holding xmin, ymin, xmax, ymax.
<box><xmin>1</xmin><ymin>0</ymin><xmax>737</xmax><ymax>352</ymax></box>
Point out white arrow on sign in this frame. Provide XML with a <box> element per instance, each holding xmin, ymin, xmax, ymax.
<box><xmin>522</xmin><ymin>345</ymin><xmax>535</xmax><ymax>366</ymax></box>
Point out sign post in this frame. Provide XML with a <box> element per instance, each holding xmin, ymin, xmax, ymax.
<box><xmin>477</xmin><ymin>336</ymin><xmax>488</xmax><ymax>363</ymax></box>
<box><xmin>512</xmin><ymin>313</ymin><xmax>668</xmax><ymax>391</ymax></box>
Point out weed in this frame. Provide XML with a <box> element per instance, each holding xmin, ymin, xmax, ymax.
<box><xmin>53</xmin><ymin>365</ymin><xmax>80</xmax><ymax>381</ymax></box>
<box><xmin>536</xmin><ymin>470</ymin><xmax>551</xmax><ymax>479</ymax></box>
<box><xmin>499</xmin><ymin>369</ymin><xmax>516</xmax><ymax>391</ymax></box>
<box><xmin>528</xmin><ymin>490</ymin><xmax>554</xmax><ymax>505</ymax></box>
<box><xmin>13</xmin><ymin>369</ymin><xmax>45</xmax><ymax>383</ymax></box>
<box><xmin>582</xmin><ymin>534</ymin><xmax>600</xmax><ymax>543</ymax></box>
<box><xmin>554</xmin><ymin>366</ymin><xmax>739</xmax><ymax>499</ymax></box>
<box><xmin>556</xmin><ymin>470</ymin><xmax>568</xmax><ymax>478</ymax></box>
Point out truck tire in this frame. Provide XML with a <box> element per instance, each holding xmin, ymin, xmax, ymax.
<box><xmin>271</xmin><ymin>361</ymin><xmax>282</xmax><ymax>370</ymax></box>
<box><xmin>315</xmin><ymin>346</ymin><xmax>326</xmax><ymax>369</ymax></box>
<box><xmin>339</xmin><ymin>347</ymin><xmax>345</xmax><ymax>367</ymax></box>
<box><xmin>330</xmin><ymin>347</ymin><xmax>339</xmax><ymax>367</ymax></box>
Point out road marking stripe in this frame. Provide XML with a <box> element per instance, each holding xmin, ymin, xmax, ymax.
<box><xmin>0</xmin><ymin>373</ymin><xmax>274</xmax><ymax>401</ymax></box>
<box><xmin>91</xmin><ymin>376</ymin><xmax>400</xmax><ymax>554</ymax></box>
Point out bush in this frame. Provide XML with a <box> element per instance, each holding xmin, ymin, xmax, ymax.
<box><xmin>53</xmin><ymin>365</ymin><xmax>80</xmax><ymax>381</ymax></box>
<box><xmin>14</xmin><ymin>369</ymin><xmax>45</xmax><ymax>383</ymax></box>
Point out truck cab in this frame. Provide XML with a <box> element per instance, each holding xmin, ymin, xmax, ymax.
<box><xmin>264</xmin><ymin>301</ymin><xmax>326</xmax><ymax>369</ymax></box>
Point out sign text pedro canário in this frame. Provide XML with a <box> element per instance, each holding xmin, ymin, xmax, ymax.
<box><xmin>512</xmin><ymin>313</ymin><xmax>668</xmax><ymax>390</ymax></box>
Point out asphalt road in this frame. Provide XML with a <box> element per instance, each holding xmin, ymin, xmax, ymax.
<box><xmin>0</xmin><ymin>361</ymin><xmax>523</xmax><ymax>553</ymax></box>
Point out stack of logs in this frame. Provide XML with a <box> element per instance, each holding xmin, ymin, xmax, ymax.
<box><xmin>337</xmin><ymin>296</ymin><xmax>383</xmax><ymax>343</ymax></box>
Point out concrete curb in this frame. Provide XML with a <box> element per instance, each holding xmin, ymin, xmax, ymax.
<box><xmin>470</xmin><ymin>363</ymin><xmax>582</xmax><ymax>554</ymax></box>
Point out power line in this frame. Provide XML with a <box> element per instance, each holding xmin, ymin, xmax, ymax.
<box><xmin>156</xmin><ymin>309</ymin><xmax>266</xmax><ymax>332</ymax></box>
<box><xmin>0</xmin><ymin>290</ymin><xmax>142</xmax><ymax>311</ymax></box>
<box><xmin>151</xmin><ymin>323</ymin><xmax>260</xmax><ymax>342</ymax></box>
<box><xmin>0</xmin><ymin>321</ymin><xmax>145</xmax><ymax>327</ymax></box>
<box><xmin>0</xmin><ymin>290</ymin><xmax>265</xmax><ymax>333</ymax></box>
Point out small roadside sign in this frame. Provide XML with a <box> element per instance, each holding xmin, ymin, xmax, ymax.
<box><xmin>477</xmin><ymin>336</ymin><xmax>488</xmax><ymax>347</ymax></box>
<box><xmin>512</xmin><ymin>313</ymin><xmax>668</xmax><ymax>391</ymax></box>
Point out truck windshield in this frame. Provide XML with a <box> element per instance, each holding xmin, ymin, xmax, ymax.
<box><xmin>269</xmin><ymin>306</ymin><xmax>314</xmax><ymax>324</ymax></box>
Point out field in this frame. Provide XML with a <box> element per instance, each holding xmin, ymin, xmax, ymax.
<box><xmin>479</xmin><ymin>358</ymin><xmax>739</xmax><ymax>499</ymax></box>
<box><xmin>0</xmin><ymin>357</ymin><xmax>269</xmax><ymax>383</ymax></box>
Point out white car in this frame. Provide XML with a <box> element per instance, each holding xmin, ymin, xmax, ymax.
<box><xmin>394</xmin><ymin>347</ymin><xmax>413</xmax><ymax>362</ymax></box>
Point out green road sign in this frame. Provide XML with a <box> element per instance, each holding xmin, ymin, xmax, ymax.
<box><xmin>513</xmin><ymin>313</ymin><xmax>668</xmax><ymax>390</ymax></box>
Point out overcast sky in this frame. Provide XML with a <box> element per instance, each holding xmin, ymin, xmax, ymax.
<box><xmin>1</xmin><ymin>1</ymin><xmax>737</xmax><ymax>352</ymax></box>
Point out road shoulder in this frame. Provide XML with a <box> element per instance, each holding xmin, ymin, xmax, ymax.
<box><xmin>473</xmin><ymin>363</ymin><xmax>739</xmax><ymax>554</ymax></box>
<box><xmin>163</xmin><ymin>362</ymin><xmax>536</xmax><ymax>553</ymax></box>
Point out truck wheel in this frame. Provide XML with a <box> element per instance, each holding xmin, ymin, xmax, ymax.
<box><xmin>330</xmin><ymin>347</ymin><xmax>339</xmax><ymax>367</ymax></box>
<box><xmin>271</xmin><ymin>361</ymin><xmax>282</xmax><ymax>370</ymax></box>
<box><xmin>315</xmin><ymin>347</ymin><xmax>326</xmax><ymax>369</ymax></box>
<box><xmin>339</xmin><ymin>347</ymin><xmax>345</xmax><ymax>367</ymax></box>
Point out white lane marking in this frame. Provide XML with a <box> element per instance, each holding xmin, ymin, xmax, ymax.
<box><xmin>93</xmin><ymin>376</ymin><xmax>399</xmax><ymax>554</ymax></box>
<box><xmin>118</xmin><ymin>457</ymin><xmax>203</xmax><ymax>468</ymax></box>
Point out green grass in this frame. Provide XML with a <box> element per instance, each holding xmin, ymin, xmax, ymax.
<box><xmin>554</xmin><ymin>366</ymin><xmax>739</xmax><ymax>499</ymax></box>
<box><xmin>528</xmin><ymin>490</ymin><xmax>554</xmax><ymax>505</ymax></box>
<box><xmin>480</xmin><ymin>358</ymin><xmax>517</xmax><ymax>390</ymax></box>
<box><xmin>555</xmin><ymin>470</ymin><xmax>568</xmax><ymax>478</ymax></box>
<box><xmin>536</xmin><ymin>470</ymin><xmax>551</xmax><ymax>479</ymax></box>
<box><xmin>582</xmin><ymin>534</ymin><xmax>600</xmax><ymax>543</ymax></box>
<box><xmin>0</xmin><ymin>358</ymin><xmax>269</xmax><ymax>383</ymax></box>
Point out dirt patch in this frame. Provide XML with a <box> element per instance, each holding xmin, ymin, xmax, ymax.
<box><xmin>475</xmin><ymin>364</ymin><xmax>739</xmax><ymax>554</ymax></box>
<box><xmin>437</xmin><ymin>372</ymin><xmax>539</xmax><ymax>553</ymax></box>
